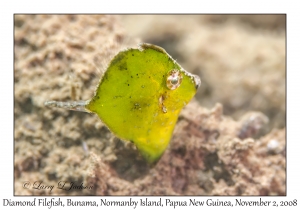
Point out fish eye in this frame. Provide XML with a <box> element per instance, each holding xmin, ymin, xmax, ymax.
<box><xmin>166</xmin><ymin>69</ymin><xmax>182</xmax><ymax>90</ymax></box>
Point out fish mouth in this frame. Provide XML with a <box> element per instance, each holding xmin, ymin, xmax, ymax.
<box><xmin>193</xmin><ymin>74</ymin><xmax>201</xmax><ymax>90</ymax></box>
<box><xmin>180</xmin><ymin>69</ymin><xmax>201</xmax><ymax>91</ymax></box>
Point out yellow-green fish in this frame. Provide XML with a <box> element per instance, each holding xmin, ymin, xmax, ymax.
<box><xmin>45</xmin><ymin>43</ymin><xmax>200</xmax><ymax>164</ymax></box>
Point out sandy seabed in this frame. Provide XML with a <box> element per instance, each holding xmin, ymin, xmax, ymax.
<box><xmin>14</xmin><ymin>15</ymin><xmax>285</xmax><ymax>195</ymax></box>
